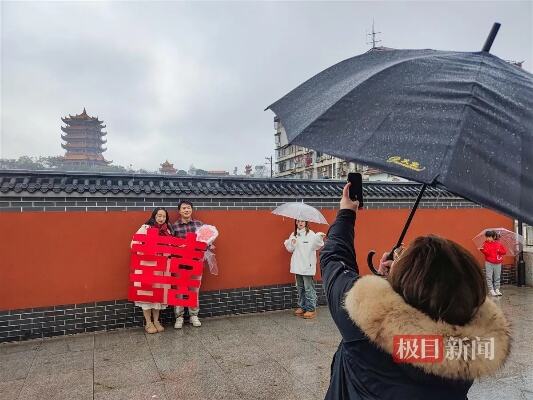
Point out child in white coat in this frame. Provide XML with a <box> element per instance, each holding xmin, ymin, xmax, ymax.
<box><xmin>284</xmin><ymin>220</ymin><xmax>326</xmax><ymax>319</ymax></box>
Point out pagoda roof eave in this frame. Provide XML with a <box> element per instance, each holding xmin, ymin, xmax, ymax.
<box><xmin>61</xmin><ymin>143</ymin><xmax>107</xmax><ymax>150</ymax></box>
<box><xmin>62</xmin><ymin>108</ymin><xmax>104</xmax><ymax>123</ymax></box>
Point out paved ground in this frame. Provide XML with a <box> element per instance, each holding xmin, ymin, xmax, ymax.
<box><xmin>1</xmin><ymin>285</ymin><xmax>532</xmax><ymax>400</ymax></box>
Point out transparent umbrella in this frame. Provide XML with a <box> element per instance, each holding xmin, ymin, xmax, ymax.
<box><xmin>473</xmin><ymin>228</ymin><xmax>525</xmax><ymax>256</ymax></box>
<box><xmin>272</xmin><ymin>202</ymin><xmax>328</xmax><ymax>225</ymax></box>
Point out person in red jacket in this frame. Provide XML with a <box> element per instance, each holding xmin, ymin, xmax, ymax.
<box><xmin>480</xmin><ymin>230</ymin><xmax>507</xmax><ymax>296</ymax></box>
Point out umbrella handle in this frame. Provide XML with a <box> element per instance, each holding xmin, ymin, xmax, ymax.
<box><xmin>367</xmin><ymin>246</ymin><xmax>399</xmax><ymax>276</ymax></box>
<box><xmin>367</xmin><ymin>250</ymin><xmax>380</xmax><ymax>275</ymax></box>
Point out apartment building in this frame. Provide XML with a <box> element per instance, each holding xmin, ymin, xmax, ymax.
<box><xmin>273</xmin><ymin>116</ymin><xmax>391</xmax><ymax>180</ymax></box>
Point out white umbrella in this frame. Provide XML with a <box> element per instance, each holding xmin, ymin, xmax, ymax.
<box><xmin>472</xmin><ymin>227</ymin><xmax>525</xmax><ymax>256</ymax></box>
<box><xmin>272</xmin><ymin>202</ymin><xmax>328</xmax><ymax>225</ymax></box>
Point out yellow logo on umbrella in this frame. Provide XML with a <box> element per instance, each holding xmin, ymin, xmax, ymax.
<box><xmin>387</xmin><ymin>156</ymin><xmax>426</xmax><ymax>172</ymax></box>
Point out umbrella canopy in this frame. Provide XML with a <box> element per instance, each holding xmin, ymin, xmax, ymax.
<box><xmin>473</xmin><ymin>227</ymin><xmax>525</xmax><ymax>256</ymax></box>
<box><xmin>267</xmin><ymin>47</ymin><xmax>533</xmax><ymax>226</ymax></box>
<box><xmin>272</xmin><ymin>202</ymin><xmax>328</xmax><ymax>225</ymax></box>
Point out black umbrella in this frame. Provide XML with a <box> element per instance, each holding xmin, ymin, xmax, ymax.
<box><xmin>267</xmin><ymin>23</ymin><xmax>533</xmax><ymax>273</ymax></box>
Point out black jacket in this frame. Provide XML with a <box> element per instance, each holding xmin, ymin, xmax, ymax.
<box><xmin>320</xmin><ymin>209</ymin><xmax>511</xmax><ymax>400</ymax></box>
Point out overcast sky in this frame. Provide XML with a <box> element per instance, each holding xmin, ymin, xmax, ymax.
<box><xmin>1</xmin><ymin>1</ymin><xmax>531</xmax><ymax>172</ymax></box>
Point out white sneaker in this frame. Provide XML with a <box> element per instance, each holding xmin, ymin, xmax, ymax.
<box><xmin>495</xmin><ymin>289</ymin><xmax>503</xmax><ymax>296</ymax></box>
<box><xmin>190</xmin><ymin>316</ymin><xmax>202</xmax><ymax>327</ymax></box>
<box><xmin>174</xmin><ymin>317</ymin><xmax>184</xmax><ymax>329</ymax></box>
<box><xmin>489</xmin><ymin>289</ymin><xmax>497</xmax><ymax>296</ymax></box>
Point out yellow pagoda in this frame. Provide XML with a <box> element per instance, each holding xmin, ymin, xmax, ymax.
<box><xmin>61</xmin><ymin>108</ymin><xmax>111</xmax><ymax>167</ymax></box>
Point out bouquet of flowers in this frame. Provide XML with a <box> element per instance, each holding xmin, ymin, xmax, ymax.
<box><xmin>195</xmin><ymin>225</ymin><xmax>219</xmax><ymax>275</ymax></box>
<box><xmin>195</xmin><ymin>224</ymin><xmax>218</xmax><ymax>245</ymax></box>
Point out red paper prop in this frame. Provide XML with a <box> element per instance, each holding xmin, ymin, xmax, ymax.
<box><xmin>128</xmin><ymin>227</ymin><xmax>207</xmax><ymax>307</ymax></box>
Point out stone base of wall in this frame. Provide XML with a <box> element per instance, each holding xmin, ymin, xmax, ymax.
<box><xmin>0</xmin><ymin>282</ymin><xmax>327</xmax><ymax>343</ymax></box>
<box><xmin>501</xmin><ymin>264</ymin><xmax>517</xmax><ymax>285</ymax></box>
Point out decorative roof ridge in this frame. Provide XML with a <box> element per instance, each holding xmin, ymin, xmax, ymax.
<box><xmin>61</xmin><ymin>108</ymin><xmax>103</xmax><ymax>123</ymax></box>
<box><xmin>0</xmin><ymin>168</ymin><xmax>429</xmax><ymax>185</ymax></box>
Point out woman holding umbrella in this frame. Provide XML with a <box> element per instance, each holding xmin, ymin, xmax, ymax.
<box><xmin>284</xmin><ymin>219</ymin><xmax>326</xmax><ymax>319</ymax></box>
<box><xmin>319</xmin><ymin>183</ymin><xmax>510</xmax><ymax>399</ymax></box>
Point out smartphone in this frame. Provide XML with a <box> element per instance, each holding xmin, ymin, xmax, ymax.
<box><xmin>347</xmin><ymin>172</ymin><xmax>364</xmax><ymax>208</ymax></box>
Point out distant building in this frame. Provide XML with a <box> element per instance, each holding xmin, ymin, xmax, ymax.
<box><xmin>61</xmin><ymin>108</ymin><xmax>110</xmax><ymax>167</ymax></box>
<box><xmin>273</xmin><ymin>117</ymin><xmax>364</xmax><ymax>179</ymax></box>
<box><xmin>271</xmin><ymin>43</ymin><xmax>420</xmax><ymax>181</ymax></box>
<box><xmin>159</xmin><ymin>160</ymin><xmax>177</xmax><ymax>175</ymax></box>
<box><xmin>188</xmin><ymin>164</ymin><xmax>229</xmax><ymax>176</ymax></box>
<box><xmin>364</xmin><ymin>167</ymin><xmax>407</xmax><ymax>182</ymax></box>
<box><xmin>207</xmin><ymin>170</ymin><xmax>230</xmax><ymax>176</ymax></box>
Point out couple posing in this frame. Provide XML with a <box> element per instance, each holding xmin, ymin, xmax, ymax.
<box><xmin>132</xmin><ymin>201</ymin><xmax>205</xmax><ymax>334</ymax></box>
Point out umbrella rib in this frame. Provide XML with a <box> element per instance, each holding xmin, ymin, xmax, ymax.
<box><xmin>437</xmin><ymin>52</ymin><xmax>486</xmax><ymax>183</ymax></box>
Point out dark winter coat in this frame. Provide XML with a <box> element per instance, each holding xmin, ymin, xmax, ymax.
<box><xmin>320</xmin><ymin>209</ymin><xmax>511</xmax><ymax>400</ymax></box>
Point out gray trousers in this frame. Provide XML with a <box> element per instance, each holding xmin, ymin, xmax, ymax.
<box><xmin>485</xmin><ymin>262</ymin><xmax>502</xmax><ymax>290</ymax></box>
<box><xmin>174</xmin><ymin>288</ymin><xmax>200</xmax><ymax>317</ymax></box>
<box><xmin>175</xmin><ymin>306</ymin><xmax>199</xmax><ymax>317</ymax></box>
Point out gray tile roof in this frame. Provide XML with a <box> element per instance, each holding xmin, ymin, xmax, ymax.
<box><xmin>0</xmin><ymin>170</ymin><xmax>459</xmax><ymax>199</ymax></box>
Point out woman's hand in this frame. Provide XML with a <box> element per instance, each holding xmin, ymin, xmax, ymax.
<box><xmin>291</xmin><ymin>239</ymin><xmax>297</xmax><ymax>245</ymax></box>
<box><xmin>317</xmin><ymin>232</ymin><xmax>326</xmax><ymax>238</ymax></box>
<box><xmin>340</xmin><ymin>183</ymin><xmax>359</xmax><ymax>212</ymax></box>
<box><xmin>393</xmin><ymin>246</ymin><xmax>405</xmax><ymax>260</ymax></box>
<box><xmin>377</xmin><ymin>252</ymin><xmax>393</xmax><ymax>276</ymax></box>
<box><xmin>377</xmin><ymin>246</ymin><xmax>405</xmax><ymax>276</ymax></box>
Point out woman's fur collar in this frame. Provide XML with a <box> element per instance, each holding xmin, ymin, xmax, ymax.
<box><xmin>345</xmin><ymin>275</ymin><xmax>511</xmax><ymax>380</ymax></box>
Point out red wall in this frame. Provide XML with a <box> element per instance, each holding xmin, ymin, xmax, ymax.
<box><xmin>0</xmin><ymin>208</ymin><xmax>513</xmax><ymax>310</ymax></box>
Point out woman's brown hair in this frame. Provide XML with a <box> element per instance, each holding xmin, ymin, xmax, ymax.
<box><xmin>388</xmin><ymin>235</ymin><xmax>487</xmax><ymax>326</ymax></box>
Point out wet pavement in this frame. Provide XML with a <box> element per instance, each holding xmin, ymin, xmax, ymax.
<box><xmin>1</xmin><ymin>285</ymin><xmax>532</xmax><ymax>400</ymax></box>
